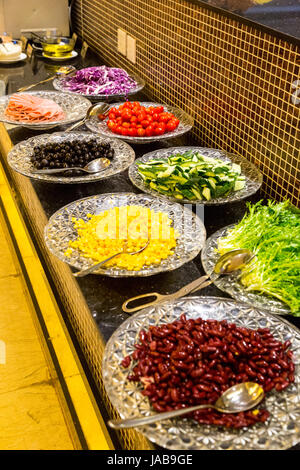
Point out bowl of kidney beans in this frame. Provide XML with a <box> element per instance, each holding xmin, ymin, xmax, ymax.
<box><xmin>121</xmin><ymin>314</ymin><xmax>295</xmax><ymax>429</ymax></box>
<box><xmin>30</xmin><ymin>138</ymin><xmax>114</xmax><ymax>176</ymax></box>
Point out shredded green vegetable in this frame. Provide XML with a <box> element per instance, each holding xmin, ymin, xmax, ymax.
<box><xmin>217</xmin><ymin>200</ymin><xmax>300</xmax><ymax>315</ymax></box>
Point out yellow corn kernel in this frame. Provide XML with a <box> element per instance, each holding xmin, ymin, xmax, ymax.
<box><xmin>64</xmin><ymin>205</ymin><xmax>178</xmax><ymax>271</ymax></box>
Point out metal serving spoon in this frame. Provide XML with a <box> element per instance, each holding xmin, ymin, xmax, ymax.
<box><xmin>32</xmin><ymin>157</ymin><xmax>111</xmax><ymax>175</ymax></box>
<box><xmin>17</xmin><ymin>65</ymin><xmax>76</xmax><ymax>92</ymax></box>
<box><xmin>122</xmin><ymin>248</ymin><xmax>255</xmax><ymax>313</ymax></box>
<box><xmin>65</xmin><ymin>102</ymin><xmax>110</xmax><ymax>131</ymax></box>
<box><xmin>108</xmin><ymin>382</ymin><xmax>264</xmax><ymax>429</ymax></box>
<box><xmin>73</xmin><ymin>240</ymin><xmax>150</xmax><ymax>278</ymax></box>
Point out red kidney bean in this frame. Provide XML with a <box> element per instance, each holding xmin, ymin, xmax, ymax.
<box><xmin>190</xmin><ymin>368</ymin><xmax>204</xmax><ymax>378</ymax></box>
<box><xmin>284</xmin><ymin>340</ymin><xmax>292</xmax><ymax>350</ymax></box>
<box><xmin>121</xmin><ymin>355</ymin><xmax>131</xmax><ymax>368</ymax></box>
<box><xmin>256</xmin><ymin>359</ymin><xmax>268</xmax><ymax>367</ymax></box>
<box><xmin>275</xmin><ymin>381</ymin><xmax>290</xmax><ymax>391</ymax></box>
<box><xmin>121</xmin><ymin>315</ymin><xmax>295</xmax><ymax>429</ymax></box>
<box><xmin>289</xmin><ymin>362</ymin><xmax>295</xmax><ymax>373</ymax></box>
<box><xmin>226</xmin><ymin>351</ymin><xmax>235</xmax><ymax>363</ymax></box>
<box><xmin>256</xmin><ymin>373</ymin><xmax>265</xmax><ymax>383</ymax></box>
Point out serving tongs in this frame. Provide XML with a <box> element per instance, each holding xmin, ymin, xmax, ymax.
<box><xmin>122</xmin><ymin>249</ymin><xmax>255</xmax><ymax>313</ymax></box>
<box><xmin>17</xmin><ymin>65</ymin><xmax>76</xmax><ymax>92</ymax></box>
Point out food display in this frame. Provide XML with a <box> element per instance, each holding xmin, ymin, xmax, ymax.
<box><xmin>30</xmin><ymin>139</ymin><xmax>114</xmax><ymax>175</ymax></box>
<box><xmin>121</xmin><ymin>313</ymin><xmax>295</xmax><ymax>428</ymax></box>
<box><xmin>105</xmin><ymin>101</ymin><xmax>180</xmax><ymax>138</ymax></box>
<box><xmin>56</xmin><ymin>66</ymin><xmax>138</xmax><ymax>96</ymax></box>
<box><xmin>3</xmin><ymin>30</ymin><xmax>298</xmax><ymax>453</ymax></box>
<box><xmin>137</xmin><ymin>150</ymin><xmax>246</xmax><ymax>201</ymax></box>
<box><xmin>0</xmin><ymin>91</ymin><xmax>91</xmax><ymax>130</ymax></box>
<box><xmin>85</xmin><ymin>101</ymin><xmax>194</xmax><ymax>143</ymax></box>
<box><xmin>65</xmin><ymin>205</ymin><xmax>178</xmax><ymax>270</ymax></box>
<box><xmin>45</xmin><ymin>193</ymin><xmax>206</xmax><ymax>278</ymax></box>
<box><xmin>0</xmin><ymin>41</ymin><xmax>22</xmax><ymax>60</ymax></box>
<box><xmin>7</xmin><ymin>132</ymin><xmax>136</xmax><ymax>184</ymax></box>
<box><xmin>5</xmin><ymin>93</ymin><xmax>65</xmax><ymax>123</ymax></box>
<box><xmin>217</xmin><ymin>200</ymin><xmax>300</xmax><ymax>315</ymax></box>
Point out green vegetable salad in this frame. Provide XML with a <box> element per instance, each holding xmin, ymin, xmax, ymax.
<box><xmin>137</xmin><ymin>151</ymin><xmax>246</xmax><ymax>201</ymax></box>
<box><xmin>218</xmin><ymin>200</ymin><xmax>300</xmax><ymax>315</ymax></box>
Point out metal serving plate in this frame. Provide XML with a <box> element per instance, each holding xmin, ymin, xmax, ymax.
<box><xmin>44</xmin><ymin>192</ymin><xmax>206</xmax><ymax>277</ymax></box>
<box><xmin>103</xmin><ymin>296</ymin><xmax>300</xmax><ymax>450</ymax></box>
<box><xmin>0</xmin><ymin>90</ymin><xmax>91</xmax><ymax>130</ymax></box>
<box><xmin>7</xmin><ymin>132</ymin><xmax>135</xmax><ymax>184</ymax></box>
<box><xmin>85</xmin><ymin>102</ymin><xmax>194</xmax><ymax>143</ymax></box>
<box><xmin>201</xmin><ymin>225</ymin><xmax>292</xmax><ymax>315</ymax></box>
<box><xmin>129</xmin><ymin>146</ymin><xmax>263</xmax><ymax>205</ymax></box>
<box><xmin>53</xmin><ymin>71</ymin><xmax>145</xmax><ymax>101</ymax></box>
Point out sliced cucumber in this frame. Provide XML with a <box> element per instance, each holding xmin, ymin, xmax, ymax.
<box><xmin>137</xmin><ymin>151</ymin><xmax>245</xmax><ymax>202</ymax></box>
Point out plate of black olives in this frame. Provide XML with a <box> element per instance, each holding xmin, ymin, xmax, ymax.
<box><xmin>7</xmin><ymin>132</ymin><xmax>135</xmax><ymax>184</ymax></box>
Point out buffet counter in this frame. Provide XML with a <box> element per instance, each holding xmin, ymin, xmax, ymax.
<box><xmin>0</xmin><ymin>49</ymin><xmax>299</xmax><ymax>451</ymax></box>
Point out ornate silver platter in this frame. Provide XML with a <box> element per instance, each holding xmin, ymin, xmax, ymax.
<box><xmin>0</xmin><ymin>91</ymin><xmax>91</xmax><ymax>130</ymax></box>
<box><xmin>103</xmin><ymin>296</ymin><xmax>300</xmax><ymax>450</ymax></box>
<box><xmin>44</xmin><ymin>193</ymin><xmax>206</xmax><ymax>277</ymax></box>
<box><xmin>201</xmin><ymin>225</ymin><xmax>291</xmax><ymax>315</ymax></box>
<box><xmin>129</xmin><ymin>146</ymin><xmax>263</xmax><ymax>205</ymax></box>
<box><xmin>85</xmin><ymin>102</ymin><xmax>194</xmax><ymax>144</ymax></box>
<box><xmin>53</xmin><ymin>72</ymin><xmax>145</xmax><ymax>100</ymax></box>
<box><xmin>7</xmin><ymin>132</ymin><xmax>135</xmax><ymax>184</ymax></box>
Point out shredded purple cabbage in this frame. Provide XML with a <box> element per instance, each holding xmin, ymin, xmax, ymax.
<box><xmin>61</xmin><ymin>66</ymin><xmax>137</xmax><ymax>95</ymax></box>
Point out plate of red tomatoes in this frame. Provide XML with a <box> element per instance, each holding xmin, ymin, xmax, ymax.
<box><xmin>85</xmin><ymin>101</ymin><xmax>194</xmax><ymax>143</ymax></box>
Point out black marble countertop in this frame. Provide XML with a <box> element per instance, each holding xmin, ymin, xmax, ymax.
<box><xmin>2</xmin><ymin>48</ymin><xmax>299</xmax><ymax>450</ymax></box>
<box><xmin>190</xmin><ymin>0</ymin><xmax>300</xmax><ymax>41</ymax></box>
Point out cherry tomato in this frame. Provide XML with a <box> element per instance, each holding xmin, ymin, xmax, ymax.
<box><xmin>172</xmin><ymin>118</ymin><xmax>180</xmax><ymax>126</ymax></box>
<box><xmin>121</xmin><ymin>110</ymin><xmax>132</xmax><ymax>121</ymax></box>
<box><xmin>128</xmin><ymin>127</ymin><xmax>138</xmax><ymax>137</ymax></box>
<box><xmin>154</xmin><ymin>126</ymin><xmax>166</xmax><ymax>135</ymax></box>
<box><xmin>130</xmin><ymin>115</ymin><xmax>138</xmax><ymax>123</ymax></box>
<box><xmin>107</xmin><ymin>120</ymin><xmax>115</xmax><ymax>130</ymax></box>
<box><xmin>166</xmin><ymin>120</ymin><xmax>178</xmax><ymax>132</ymax></box>
<box><xmin>145</xmin><ymin>124</ymin><xmax>155</xmax><ymax>136</ymax></box>
<box><xmin>137</xmin><ymin>113</ymin><xmax>146</xmax><ymax>123</ymax></box>
<box><xmin>137</xmin><ymin>128</ymin><xmax>146</xmax><ymax>137</ymax></box>
<box><xmin>159</xmin><ymin>114</ymin><xmax>170</xmax><ymax>123</ymax></box>
<box><xmin>105</xmin><ymin>102</ymin><xmax>179</xmax><ymax>138</ymax></box>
